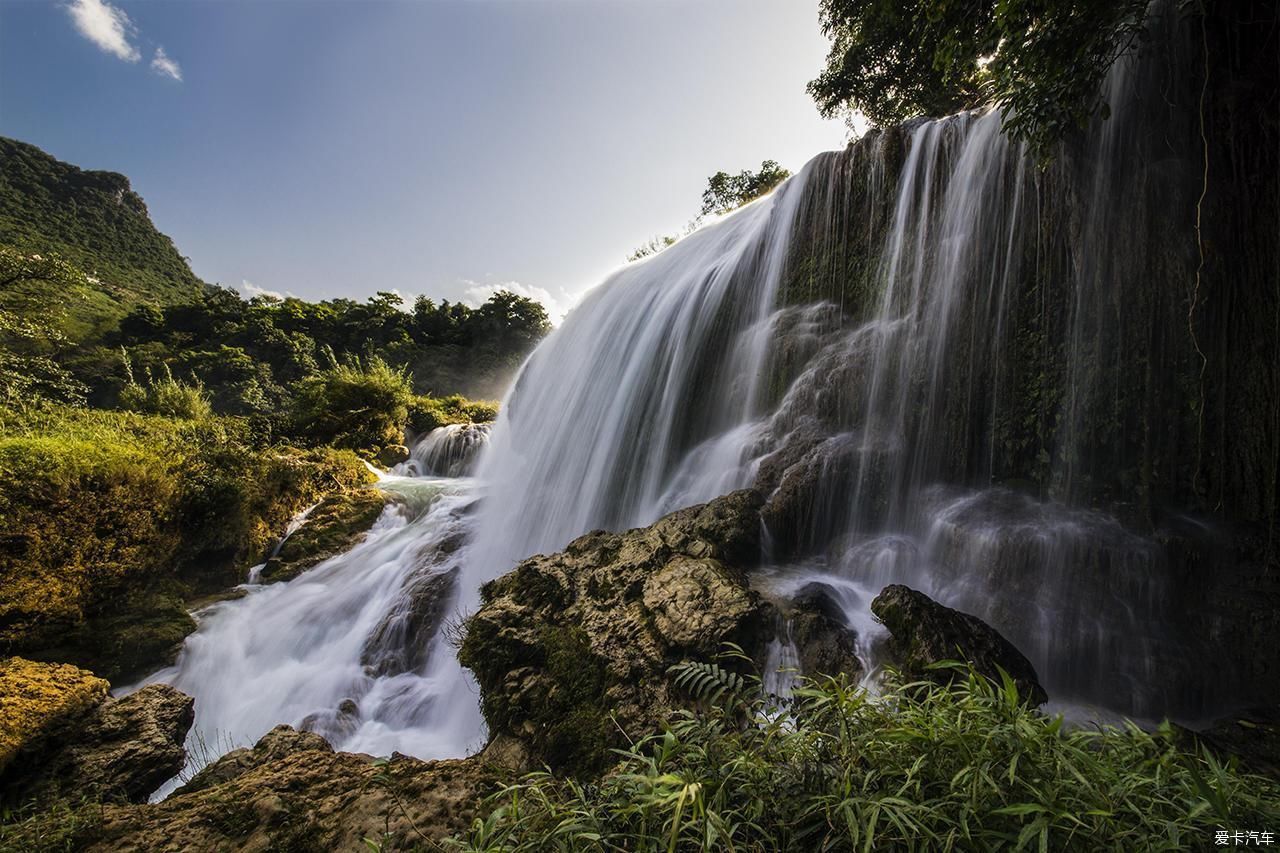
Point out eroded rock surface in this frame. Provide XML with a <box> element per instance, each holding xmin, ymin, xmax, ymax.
<box><xmin>459</xmin><ymin>489</ymin><xmax>771</xmax><ymax>773</ymax></box>
<box><xmin>89</xmin><ymin>726</ymin><xmax>501</xmax><ymax>853</ymax></box>
<box><xmin>871</xmin><ymin>583</ymin><xmax>1048</xmax><ymax>706</ymax></box>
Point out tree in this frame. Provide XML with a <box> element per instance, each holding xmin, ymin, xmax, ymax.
<box><xmin>807</xmin><ymin>0</ymin><xmax>1149</xmax><ymax>152</ymax></box>
<box><xmin>700</xmin><ymin>160</ymin><xmax>792</xmax><ymax>216</ymax></box>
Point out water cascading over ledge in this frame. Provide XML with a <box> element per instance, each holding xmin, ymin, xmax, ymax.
<box><xmin>474</xmin><ymin>1</ymin><xmax>1276</xmax><ymax>721</ymax></box>
<box><xmin>146</xmin><ymin>2</ymin><xmax>1276</xmax><ymax>774</ymax></box>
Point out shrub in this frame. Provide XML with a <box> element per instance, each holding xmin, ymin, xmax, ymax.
<box><xmin>455</xmin><ymin>663</ymin><xmax>1280</xmax><ymax>852</ymax></box>
<box><xmin>290</xmin><ymin>354</ymin><xmax>412</xmax><ymax>453</ymax></box>
<box><xmin>117</xmin><ymin>357</ymin><xmax>212</xmax><ymax>421</ymax></box>
<box><xmin>406</xmin><ymin>393</ymin><xmax>498</xmax><ymax>436</ymax></box>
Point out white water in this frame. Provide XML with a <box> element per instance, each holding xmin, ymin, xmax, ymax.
<box><xmin>136</xmin><ymin>174</ymin><xmax>826</xmax><ymax>784</ymax></box>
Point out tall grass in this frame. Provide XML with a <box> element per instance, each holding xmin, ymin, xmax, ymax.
<box><xmin>453</xmin><ymin>663</ymin><xmax>1280</xmax><ymax>852</ymax></box>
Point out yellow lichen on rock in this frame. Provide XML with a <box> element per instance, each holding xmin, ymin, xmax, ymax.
<box><xmin>0</xmin><ymin>657</ymin><xmax>108</xmax><ymax>776</ymax></box>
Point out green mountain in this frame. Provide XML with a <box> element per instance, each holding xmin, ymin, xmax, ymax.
<box><xmin>0</xmin><ymin>136</ymin><xmax>205</xmax><ymax>338</ymax></box>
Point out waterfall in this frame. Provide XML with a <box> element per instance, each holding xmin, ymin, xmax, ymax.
<box><xmin>138</xmin><ymin>1</ymin><xmax>1243</xmax><ymax>784</ymax></box>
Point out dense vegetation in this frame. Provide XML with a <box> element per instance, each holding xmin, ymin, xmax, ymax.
<box><xmin>0</xmin><ymin>402</ymin><xmax>374</xmax><ymax>681</ymax></box>
<box><xmin>458</xmin><ymin>663</ymin><xmax>1280</xmax><ymax>852</ymax></box>
<box><xmin>0</xmin><ymin>138</ymin><xmax>544</xmax><ymax>684</ymax></box>
<box><xmin>0</xmin><ymin>138</ymin><xmax>201</xmax><ymax>336</ymax></box>
<box><xmin>808</xmin><ymin>0</ymin><xmax>1149</xmax><ymax>151</ymax></box>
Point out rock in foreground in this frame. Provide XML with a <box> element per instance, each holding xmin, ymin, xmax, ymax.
<box><xmin>89</xmin><ymin>726</ymin><xmax>501</xmax><ymax>852</ymax></box>
<box><xmin>459</xmin><ymin>490</ymin><xmax>772</xmax><ymax>774</ymax></box>
<box><xmin>0</xmin><ymin>658</ymin><xmax>192</xmax><ymax>805</ymax></box>
<box><xmin>871</xmin><ymin>583</ymin><xmax>1048</xmax><ymax>706</ymax></box>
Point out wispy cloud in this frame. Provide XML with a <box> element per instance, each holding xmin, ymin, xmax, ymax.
<box><xmin>462</xmin><ymin>279</ymin><xmax>572</xmax><ymax>325</ymax></box>
<box><xmin>66</xmin><ymin>0</ymin><xmax>183</xmax><ymax>82</ymax></box>
<box><xmin>66</xmin><ymin>0</ymin><xmax>140</xmax><ymax>62</ymax></box>
<box><xmin>241</xmin><ymin>280</ymin><xmax>287</xmax><ymax>301</ymax></box>
<box><xmin>150</xmin><ymin>46</ymin><xmax>182</xmax><ymax>81</ymax></box>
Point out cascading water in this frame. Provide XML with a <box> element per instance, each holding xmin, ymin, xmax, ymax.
<box><xmin>138</xmin><ymin>0</ymin><xmax>1245</xmax><ymax>786</ymax></box>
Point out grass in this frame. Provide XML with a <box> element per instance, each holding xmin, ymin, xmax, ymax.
<box><xmin>451</xmin><ymin>662</ymin><xmax>1280</xmax><ymax>852</ymax></box>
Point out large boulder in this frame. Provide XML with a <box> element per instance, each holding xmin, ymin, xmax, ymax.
<box><xmin>87</xmin><ymin>727</ymin><xmax>502</xmax><ymax>852</ymax></box>
<box><xmin>0</xmin><ymin>658</ymin><xmax>193</xmax><ymax>805</ymax></box>
<box><xmin>257</xmin><ymin>490</ymin><xmax>390</xmax><ymax>584</ymax></box>
<box><xmin>871</xmin><ymin>584</ymin><xmax>1048</xmax><ymax>707</ymax></box>
<box><xmin>30</xmin><ymin>684</ymin><xmax>194</xmax><ymax>804</ymax></box>
<box><xmin>459</xmin><ymin>490</ymin><xmax>770</xmax><ymax>774</ymax></box>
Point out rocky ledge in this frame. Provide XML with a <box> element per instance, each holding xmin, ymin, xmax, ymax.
<box><xmin>257</xmin><ymin>489</ymin><xmax>392</xmax><ymax>584</ymax></box>
<box><xmin>0</xmin><ymin>658</ymin><xmax>192</xmax><ymax>806</ymax></box>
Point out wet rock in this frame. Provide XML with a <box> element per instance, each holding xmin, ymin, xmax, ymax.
<box><xmin>89</xmin><ymin>740</ymin><xmax>504</xmax><ymax>852</ymax></box>
<box><xmin>3</xmin><ymin>680</ymin><xmax>194</xmax><ymax>805</ymax></box>
<box><xmin>1195</xmin><ymin>707</ymin><xmax>1280</xmax><ymax>781</ymax></box>
<box><xmin>361</xmin><ymin>567</ymin><xmax>458</xmax><ymax>677</ymax></box>
<box><xmin>871</xmin><ymin>584</ymin><xmax>1047</xmax><ymax>707</ymax></box>
<box><xmin>0</xmin><ymin>657</ymin><xmax>109</xmax><ymax>778</ymax></box>
<box><xmin>177</xmin><ymin>724</ymin><xmax>333</xmax><ymax>796</ymax></box>
<box><xmin>789</xmin><ymin>583</ymin><xmax>862</xmax><ymax>679</ymax></box>
<box><xmin>258</xmin><ymin>490</ymin><xmax>390</xmax><ymax>584</ymax></box>
<box><xmin>376</xmin><ymin>444</ymin><xmax>411</xmax><ymax>467</ymax></box>
<box><xmin>459</xmin><ymin>490</ymin><xmax>769</xmax><ymax>774</ymax></box>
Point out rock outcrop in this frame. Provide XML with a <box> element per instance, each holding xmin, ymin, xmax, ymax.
<box><xmin>0</xmin><ymin>657</ymin><xmax>109</xmax><ymax>778</ymax></box>
<box><xmin>258</xmin><ymin>489</ymin><xmax>390</xmax><ymax>584</ymax></box>
<box><xmin>0</xmin><ymin>659</ymin><xmax>193</xmax><ymax>805</ymax></box>
<box><xmin>788</xmin><ymin>583</ymin><xmax>862</xmax><ymax>680</ymax></box>
<box><xmin>88</xmin><ymin>726</ymin><xmax>502</xmax><ymax>852</ymax></box>
<box><xmin>459</xmin><ymin>489</ymin><xmax>771</xmax><ymax>773</ymax></box>
<box><xmin>871</xmin><ymin>584</ymin><xmax>1048</xmax><ymax>706</ymax></box>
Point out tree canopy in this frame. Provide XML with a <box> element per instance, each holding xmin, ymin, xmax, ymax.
<box><xmin>807</xmin><ymin>0</ymin><xmax>1149</xmax><ymax>151</ymax></box>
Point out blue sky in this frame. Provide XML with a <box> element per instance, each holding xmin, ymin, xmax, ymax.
<box><xmin>0</xmin><ymin>0</ymin><xmax>849</xmax><ymax>317</ymax></box>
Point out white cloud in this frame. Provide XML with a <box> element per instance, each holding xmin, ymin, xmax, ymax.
<box><xmin>150</xmin><ymin>46</ymin><xmax>182</xmax><ymax>81</ymax></box>
<box><xmin>241</xmin><ymin>280</ymin><xmax>286</xmax><ymax>301</ymax></box>
<box><xmin>461</xmin><ymin>279</ymin><xmax>572</xmax><ymax>325</ymax></box>
<box><xmin>66</xmin><ymin>0</ymin><xmax>140</xmax><ymax>62</ymax></box>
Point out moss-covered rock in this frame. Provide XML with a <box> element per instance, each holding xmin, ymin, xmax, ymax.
<box><xmin>0</xmin><ymin>657</ymin><xmax>108</xmax><ymax>777</ymax></box>
<box><xmin>6</xmin><ymin>684</ymin><xmax>193</xmax><ymax>806</ymax></box>
<box><xmin>871</xmin><ymin>584</ymin><xmax>1048</xmax><ymax>706</ymax></box>
<box><xmin>459</xmin><ymin>490</ymin><xmax>770</xmax><ymax>775</ymax></box>
<box><xmin>257</xmin><ymin>489</ymin><xmax>390</xmax><ymax>584</ymax></box>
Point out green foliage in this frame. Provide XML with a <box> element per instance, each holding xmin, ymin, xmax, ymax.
<box><xmin>118</xmin><ymin>357</ymin><xmax>213</xmax><ymax>421</ymax></box>
<box><xmin>628</xmin><ymin>160</ymin><xmax>789</xmax><ymax>262</ymax></box>
<box><xmin>109</xmin><ymin>285</ymin><xmax>547</xmax><ymax>414</ymax></box>
<box><xmin>0</xmin><ymin>794</ymin><xmax>103</xmax><ymax>853</ymax></box>
<box><xmin>455</xmin><ymin>665</ymin><xmax>1280</xmax><ymax>852</ymax></box>
<box><xmin>291</xmin><ymin>353</ymin><xmax>413</xmax><ymax>453</ymax></box>
<box><xmin>808</xmin><ymin>0</ymin><xmax>1149</xmax><ymax>152</ymax></box>
<box><xmin>0</xmin><ymin>402</ymin><xmax>373</xmax><ymax>678</ymax></box>
<box><xmin>407</xmin><ymin>394</ymin><xmax>499</xmax><ymax>435</ymax></box>
<box><xmin>700</xmin><ymin>160</ymin><xmax>791</xmax><ymax>216</ymax></box>
<box><xmin>0</xmin><ymin>137</ymin><xmax>203</xmax><ymax>333</ymax></box>
<box><xmin>627</xmin><ymin>235</ymin><xmax>679</xmax><ymax>263</ymax></box>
